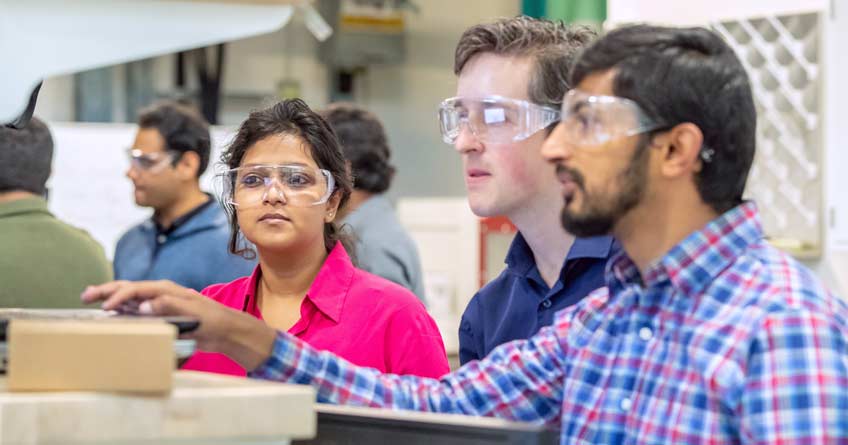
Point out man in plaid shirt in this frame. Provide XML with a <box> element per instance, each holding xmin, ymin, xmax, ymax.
<box><xmin>85</xmin><ymin>24</ymin><xmax>848</xmax><ymax>444</ymax></box>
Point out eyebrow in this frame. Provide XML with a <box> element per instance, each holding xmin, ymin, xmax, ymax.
<box><xmin>240</xmin><ymin>162</ymin><xmax>312</xmax><ymax>167</ymax></box>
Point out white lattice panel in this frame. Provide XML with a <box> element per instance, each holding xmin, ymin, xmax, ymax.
<box><xmin>713</xmin><ymin>12</ymin><xmax>823</xmax><ymax>257</ymax></box>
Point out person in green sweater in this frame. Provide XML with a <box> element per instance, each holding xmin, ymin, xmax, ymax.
<box><xmin>0</xmin><ymin>117</ymin><xmax>112</xmax><ymax>308</ymax></box>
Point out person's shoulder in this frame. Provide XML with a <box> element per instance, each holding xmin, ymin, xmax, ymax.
<box><xmin>726</xmin><ymin>241</ymin><xmax>844</xmax><ymax>318</ymax></box>
<box><xmin>471</xmin><ymin>267</ymin><xmax>517</xmax><ymax>305</ymax></box>
<box><xmin>177</xmin><ymin>206</ymin><xmax>236</xmax><ymax>249</ymax></box>
<box><xmin>348</xmin><ymin>217</ymin><xmax>405</xmax><ymax>249</ymax></box>
<box><xmin>43</xmin><ymin>217</ymin><xmax>111</xmax><ymax>270</ymax></box>
<box><xmin>349</xmin><ymin>267</ymin><xmax>424</xmax><ymax>309</ymax></box>
<box><xmin>457</xmin><ymin>268</ymin><xmax>521</xmax><ymax>331</ymax></box>
<box><xmin>194</xmin><ymin>202</ymin><xmax>231</xmax><ymax>233</ymax></box>
<box><xmin>116</xmin><ymin>218</ymin><xmax>152</xmax><ymax>244</ymax></box>
<box><xmin>44</xmin><ymin>216</ymin><xmax>105</xmax><ymax>252</ymax></box>
<box><xmin>200</xmin><ymin>273</ymin><xmax>254</xmax><ymax>307</ymax></box>
<box><xmin>718</xmin><ymin>244</ymin><xmax>848</xmax><ymax>365</ymax></box>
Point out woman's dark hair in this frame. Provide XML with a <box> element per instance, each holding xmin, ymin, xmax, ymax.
<box><xmin>220</xmin><ymin>99</ymin><xmax>353</xmax><ymax>258</ymax></box>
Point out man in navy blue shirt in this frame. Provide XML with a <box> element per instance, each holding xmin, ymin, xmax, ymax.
<box><xmin>440</xmin><ymin>17</ymin><xmax>618</xmax><ymax>364</ymax></box>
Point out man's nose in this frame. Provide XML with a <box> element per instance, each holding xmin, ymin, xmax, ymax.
<box><xmin>454</xmin><ymin>121</ymin><xmax>483</xmax><ymax>154</ymax></box>
<box><xmin>541</xmin><ymin>123</ymin><xmax>573</xmax><ymax>163</ymax></box>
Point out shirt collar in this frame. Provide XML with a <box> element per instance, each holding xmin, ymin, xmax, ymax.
<box><xmin>154</xmin><ymin>193</ymin><xmax>214</xmax><ymax>235</ymax></box>
<box><xmin>305</xmin><ymin>243</ymin><xmax>356</xmax><ymax>322</ymax></box>
<box><xmin>0</xmin><ymin>196</ymin><xmax>51</xmax><ymax>218</ymax></box>
<box><xmin>242</xmin><ymin>243</ymin><xmax>355</xmax><ymax>323</ymax></box>
<box><xmin>505</xmin><ymin>232</ymin><xmax>616</xmax><ymax>276</ymax></box>
<box><xmin>609</xmin><ymin>201</ymin><xmax>764</xmax><ymax>299</ymax></box>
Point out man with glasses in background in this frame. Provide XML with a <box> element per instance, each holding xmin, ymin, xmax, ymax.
<box><xmin>113</xmin><ymin>101</ymin><xmax>254</xmax><ymax>291</ymax></box>
<box><xmin>440</xmin><ymin>17</ymin><xmax>618</xmax><ymax>365</ymax></box>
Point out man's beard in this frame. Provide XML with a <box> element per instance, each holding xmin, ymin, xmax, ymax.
<box><xmin>559</xmin><ymin>141</ymin><xmax>649</xmax><ymax>238</ymax></box>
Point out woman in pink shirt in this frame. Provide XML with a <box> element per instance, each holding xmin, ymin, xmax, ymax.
<box><xmin>179</xmin><ymin>99</ymin><xmax>448</xmax><ymax>378</ymax></box>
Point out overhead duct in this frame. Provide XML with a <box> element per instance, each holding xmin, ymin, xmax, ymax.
<box><xmin>0</xmin><ymin>0</ymin><xmax>297</xmax><ymax>125</ymax></box>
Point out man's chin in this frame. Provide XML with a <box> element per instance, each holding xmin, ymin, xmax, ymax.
<box><xmin>560</xmin><ymin>210</ymin><xmax>614</xmax><ymax>238</ymax></box>
<box><xmin>466</xmin><ymin>197</ymin><xmax>501</xmax><ymax>218</ymax></box>
<box><xmin>133</xmin><ymin>192</ymin><xmax>152</xmax><ymax>208</ymax></box>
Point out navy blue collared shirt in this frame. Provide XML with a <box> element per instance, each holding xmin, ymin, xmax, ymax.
<box><xmin>458</xmin><ymin>233</ymin><xmax>617</xmax><ymax>365</ymax></box>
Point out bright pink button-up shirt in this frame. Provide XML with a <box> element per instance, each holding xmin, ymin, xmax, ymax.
<box><xmin>182</xmin><ymin>243</ymin><xmax>449</xmax><ymax>378</ymax></box>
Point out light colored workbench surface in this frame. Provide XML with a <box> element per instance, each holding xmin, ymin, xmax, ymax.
<box><xmin>0</xmin><ymin>371</ymin><xmax>315</xmax><ymax>445</ymax></box>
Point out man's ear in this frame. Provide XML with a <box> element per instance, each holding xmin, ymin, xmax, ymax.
<box><xmin>176</xmin><ymin>151</ymin><xmax>202</xmax><ymax>179</ymax></box>
<box><xmin>656</xmin><ymin>122</ymin><xmax>705</xmax><ymax>178</ymax></box>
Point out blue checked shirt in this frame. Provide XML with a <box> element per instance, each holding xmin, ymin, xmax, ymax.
<box><xmin>251</xmin><ymin>202</ymin><xmax>848</xmax><ymax>444</ymax></box>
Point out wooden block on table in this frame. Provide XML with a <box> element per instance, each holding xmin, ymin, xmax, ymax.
<box><xmin>7</xmin><ymin>319</ymin><xmax>175</xmax><ymax>393</ymax></box>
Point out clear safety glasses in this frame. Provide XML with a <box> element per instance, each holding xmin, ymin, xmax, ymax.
<box><xmin>215</xmin><ymin>164</ymin><xmax>335</xmax><ymax>208</ymax></box>
<box><xmin>126</xmin><ymin>148</ymin><xmax>178</xmax><ymax>173</ymax></box>
<box><xmin>557</xmin><ymin>90</ymin><xmax>665</xmax><ymax>146</ymax></box>
<box><xmin>438</xmin><ymin>95</ymin><xmax>560</xmax><ymax>145</ymax></box>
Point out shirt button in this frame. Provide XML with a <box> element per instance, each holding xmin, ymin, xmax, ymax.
<box><xmin>620</xmin><ymin>397</ymin><xmax>633</xmax><ymax>411</ymax></box>
<box><xmin>541</xmin><ymin>299</ymin><xmax>552</xmax><ymax>308</ymax></box>
<box><xmin>157</xmin><ymin>234</ymin><xmax>167</xmax><ymax>244</ymax></box>
<box><xmin>639</xmin><ymin>326</ymin><xmax>653</xmax><ymax>341</ymax></box>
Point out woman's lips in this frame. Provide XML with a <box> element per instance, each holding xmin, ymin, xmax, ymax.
<box><xmin>259</xmin><ymin>213</ymin><xmax>291</xmax><ymax>222</ymax></box>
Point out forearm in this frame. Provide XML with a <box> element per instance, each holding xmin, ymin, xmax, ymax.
<box><xmin>249</xmin><ymin>329</ymin><xmax>565</xmax><ymax>423</ymax></box>
<box><xmin>219</xmin><ymin>311</ymin><xmax>278</xmax><ymax>371</ymax></box>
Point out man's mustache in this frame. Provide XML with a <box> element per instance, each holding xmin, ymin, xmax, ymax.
<box><xmin>555</xmin><ymin>165</ymin><xmax>585</xmax><ymax>189</ymax></box>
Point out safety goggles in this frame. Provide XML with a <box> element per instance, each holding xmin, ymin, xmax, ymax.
<box><xmin>215</xmin><ymin>164</ymin><xmax>335</xmax><ymax>208</ymax></box>
<box><xmin>126</xmin><ymin>148</ymin><xmax>178</xmax><ymax>172</ymax></box>
<box><xmin>557</xmin><ymin>90</ymin><xmax>666</xmax><ymax>146</ymax></box>
<box><xmin>438</xmin><ymin>95</ymin><xmax>560</xmax><ymax>145</ymax></box>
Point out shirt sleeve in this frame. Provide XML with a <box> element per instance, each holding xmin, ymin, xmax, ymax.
<box><xmin>740</xmin><ymin>307</ymin><xmax>848</xmax><ymax>444</ymax></box>
<box><xmin>383</xmin><ymin>302</ymin><xmax>450</xmax><ymax>378</ymax></box>
<box><xmin>250</xmin><ymin>324</ymin><xmax>566</xmax><ymax>424</ymax></box>
<box><xmin>458</xmin><ymin>294</ymin><xmax>483</xmax><ymax>366</ymax></box>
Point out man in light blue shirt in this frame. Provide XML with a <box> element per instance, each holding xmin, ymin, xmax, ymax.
<box><xmin>114</xmin><ymin>102</ymin><xmax>254</xmax><ymax>290</ymax></box>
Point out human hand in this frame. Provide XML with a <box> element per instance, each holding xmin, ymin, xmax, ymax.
<box><xmin>81</xmin><ymin>280</ymin><xmax>277</xmax><ymax>370</ymax></box>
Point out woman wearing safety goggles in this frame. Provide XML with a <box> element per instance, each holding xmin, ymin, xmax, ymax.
<box><xmin>92</xmin><ymin>99</ymin><xmax>449</xmax><ymax>379</ymax></box>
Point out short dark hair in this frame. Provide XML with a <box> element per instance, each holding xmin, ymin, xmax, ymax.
<box><xmin>137</xmin><ymin>101</ymin><xmax>211</xmax><ymax>177</ymax></box>
<box><xmin>0</xmin><ymin>116</ymin><xmax>53</xmax><ymax>195</ymax></box>
<box><xmin>221</xmin><ymin>99</ymin><xmax>353</xmax><ymax>257</ymax></box>
<box><xmin>571</xmin><ymin>25</ymin><xmax>756</xmax><ymax>214</ymax></box>
<box><xmin>320</xmin><ymin>103</ymin><xmax>395</xmax><ymax>194</ymax></box>
<box><xmin>454</xmin><ymin>16</ymin><xmax>597</xmax><ymax>107</ymax></box>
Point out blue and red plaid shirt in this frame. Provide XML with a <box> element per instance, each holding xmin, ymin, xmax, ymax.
<box><xmin>252</xmin><ymin>202</ymin><xmax>848</xmax><ymax>444</ymax></box>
